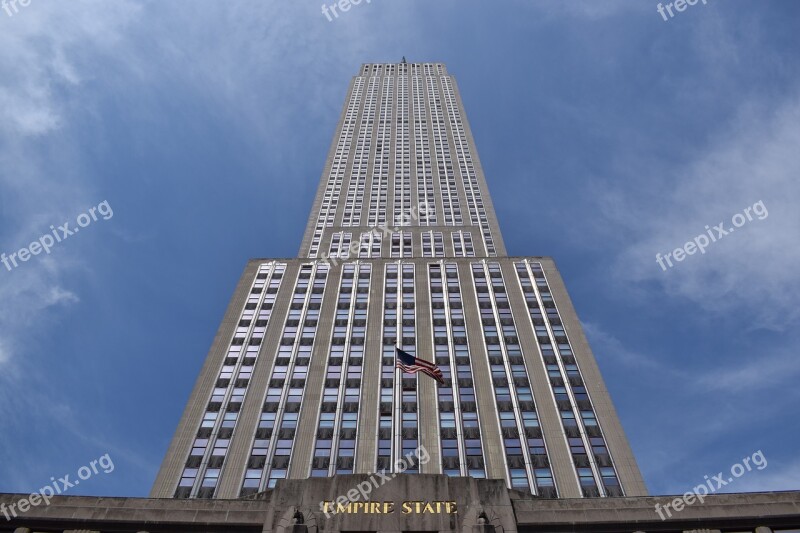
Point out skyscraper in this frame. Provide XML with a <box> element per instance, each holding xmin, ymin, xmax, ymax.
<box><xmin>151</xmin><ymin>61</ymin><xmax>647</xmax><ymax>500</ymax></box>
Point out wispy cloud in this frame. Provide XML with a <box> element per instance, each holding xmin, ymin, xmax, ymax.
<box><xmin>695</xmin><ymin>348</ymin><xmax>800</xmax><ymax>393</ymax></box>
<box><xmin>584</xmin><ymin>320</ymin><xmax>799</xmax><ymax>493</ymax></box>
<box><xmin>0</xmin><ymin>0</ymin><xmax>140</xmax><ymax>138</ymax></box>
<box><xmin>609</xmin><ymin>95</ymin><xmax>800</xmax><ymax>329</ymax></box>
<box><xmin>0</xmin><ymin>0</ymin><xmax>145</xmax><ymax>492</ymax></box>
<box><xmin>583</xmin><ymin>321</ymin><xmax>679</xmax><ymax>374</ymax></box>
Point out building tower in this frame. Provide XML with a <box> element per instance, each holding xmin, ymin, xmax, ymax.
<box><xmin>151</xmin><ymin>61</ymin><xmax>647</xmax><ymax>500</ymax></box>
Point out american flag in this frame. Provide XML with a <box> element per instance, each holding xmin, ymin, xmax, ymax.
<box><xmin>395</xmin><ymin>347</ymin><xmax>445</xmax><ymax>385</ymax></box>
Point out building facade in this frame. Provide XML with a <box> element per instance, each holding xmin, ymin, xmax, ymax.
<box><xmin>150</xmin><ymin>61</ymin><xmax>646</xmax><ymax>501</ymax></box>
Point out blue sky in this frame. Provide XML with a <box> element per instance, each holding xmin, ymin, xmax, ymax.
<box><xmin>1</xmin><ymin>0</ymin><xmax>799</xmax><ymax>498</ymax></box>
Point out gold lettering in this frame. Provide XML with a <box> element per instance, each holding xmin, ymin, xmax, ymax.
<box><xmin>391</xmin><ymin>501</ymin><xmax>458</xmax><ymax>513</ymax></box>
<box><xmin>335</xmin><ymin>502</ymin><xmax>348</xmax><ymax>513</ymax></box>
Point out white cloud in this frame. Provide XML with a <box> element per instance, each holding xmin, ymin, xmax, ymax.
<box><xmin>0</xmin><ymin>1</ymin><xmax>141</xmax><ymax>368</ymax></box>
<box><xmin>606</xmin><ymin>95</ymin><xmax>800</xmax><ymax>330</ymax></box>
<box><xmin>545</xmin><ymin>6</ymin><xmax>800</xmax><ymax>331</ymax></box>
